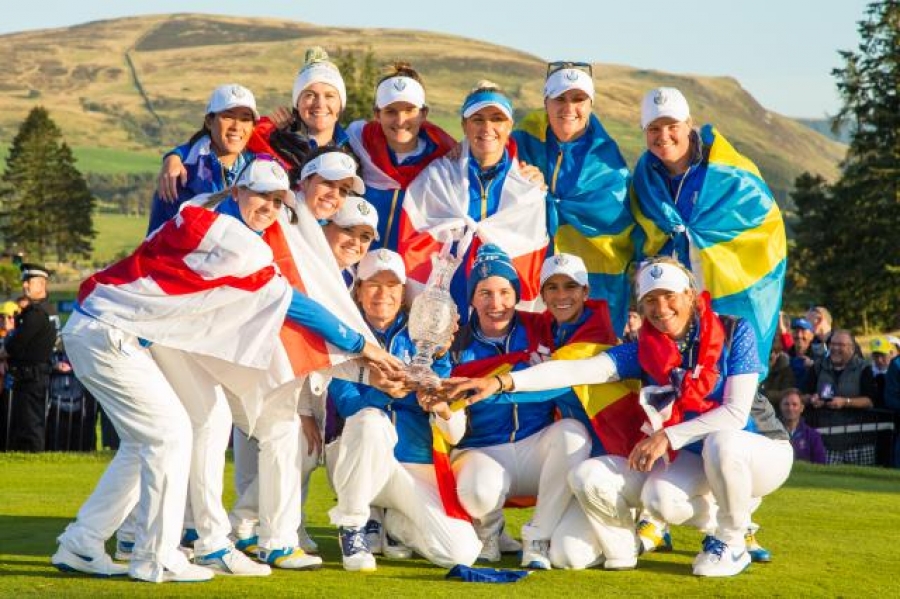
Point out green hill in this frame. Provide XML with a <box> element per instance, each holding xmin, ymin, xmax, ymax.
<box><xmin>0</xmin><ymin>13</ymin><xmax>845</xmax><ymax>205</ymax></box>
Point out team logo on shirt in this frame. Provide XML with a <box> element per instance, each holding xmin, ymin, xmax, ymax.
<box><xmin>653</xmin><ymin>91</ymin><xmax>668</xmax><ymax>106</ymax></box>
<box><xmin>393</xmin><ymin>78</ymin><xmax>408</xmax><ymax>92</ymax></box>
<box><xmin>650</xmin><ymin>264</ymin><xmax>664</xmax><ymax>279</ymax></box>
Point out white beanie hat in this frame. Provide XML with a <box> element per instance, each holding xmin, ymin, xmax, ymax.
<box><xmin>291</xmin><ymin>48</ymin><xmax>347</xmax><ymax>110</ymax></box>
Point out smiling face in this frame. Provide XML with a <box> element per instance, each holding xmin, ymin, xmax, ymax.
<box><xmin>322</xmin><ymin>223</ymin><xmax>375</xmax><ymax>269</ymax></box>
<box><xmin>296</xmin><ymin>82</ymin><xmax>342</xmax><ymax>136</ymax></box>
<box><xmin>235</xmin><ymin>187</ymin><xmax>283</xmax><ymax>232</ymax></box>
<box><xmin>462</xmin><ymin>106</ymin><xmax>512</xmax><ymax>167</ymax></box>
<box><xmin>638</xmin><ymin>287</ymin><xmax>695</xmax><ymax>339</ymax></box>
<box><xmin>471</xmin><ymin>276</ymin><xmax>517</xmax><ymax>338</ymax></box>
<box><xmin>779</xmin><ymin>392</ymin><xmax>804</xmax><ymax>425</ymax></box>
<box><xmin>375</xmin><ymin>102</ymin><xmax>427</xmax><ymax>154</ymax></box>
<box><xmin>545</xmin><ymin>89</ymin><xmax>591</xmax><ymax>142</ymax></box>
<box><xmin>206</xmin><ymin>107</ymin><xmax>255</xmax><ymax>163</ymax></box>
<box><xmin>827</xmin><ymin>331</ymin><xmax>854</xmax><ymax>368</ymax></box>
<box><xmin>645</xmin><ymin>117</ymin><xmax>693</xmax><ymax>175</ymax></box>
<box><xmin>541</xmin><ymin>274</ymin><xmax>588</xmax><ymax>325</ymax></box>
<box><xmin>301</xmin><ymin>174</ymin><xmax>353</xmax><ymax>220</ymax></box>
<box><xmin>356</xmin><ymin>270</ymin><xmax>404</xmax><ymax>330</ymax></box>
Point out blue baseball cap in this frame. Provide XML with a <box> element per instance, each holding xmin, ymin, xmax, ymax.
<box><xmin>791</xmin><ymin>317</ymin><xmax>813</xmax><ymax>332</ymax></box>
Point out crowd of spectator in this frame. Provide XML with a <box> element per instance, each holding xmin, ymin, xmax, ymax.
<box><xmin>760</xmin><ymin>307</ymin><xmax>900</xmax><ymax>467</ymax></box>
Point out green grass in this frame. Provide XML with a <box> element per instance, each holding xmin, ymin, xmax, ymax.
<box><xmin>0</xmin><ymin>144</ymin><xmax>160</xmax><ymax>175</ymax></box>
<box><xmin>92</xmin><ymin>213</ymin><xmax>147</xmax><ymax>264</ymax></box>
<box><xmin>1</xmin><ymin>454</ymin><xmax>899</xmax><ymax>596</ymax></box>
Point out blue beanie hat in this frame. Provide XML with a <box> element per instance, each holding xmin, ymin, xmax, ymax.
<box><xmin>467</xmin><ymin>244</ymin><xmax>520</xmax><ymax>304</ymax></box>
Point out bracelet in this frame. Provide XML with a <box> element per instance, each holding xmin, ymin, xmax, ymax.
<box><xmin>494</xmin><ymin>374</ymin><xmax>505</xmax><ymax>394</ymax></box>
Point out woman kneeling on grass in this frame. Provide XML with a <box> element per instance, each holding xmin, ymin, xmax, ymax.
<box><xmin>445</xmin><ymin>257</ymin><xmax>793</xmax><ymax>577</ymax></box>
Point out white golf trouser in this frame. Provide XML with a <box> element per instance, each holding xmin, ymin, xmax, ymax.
<box><xmin>642</xmin><ymin>431</ymin><xmax>793</xmax><ymax>547</ymax></box>
<box><xmin>328</xmin><ymin>408</ymin><xmax>482</xmax><ymax>567</ymax></box>
<box><xmin>566</xmin><ymin>455</ymin><xmax>655</xmax><ymax>566</ymax></box>
<box><xmin>150</xmin><ymin>346</ymin><xmax>233</xmax><ymax>556</ymax></box>
<box><xmin>451</xmin><ymin>418</ymin><xmax>591</xmax><ymax>541</ymax></box>
<box><xmin>59</xmin><ymin>312</ymin><xmax>193</xmax><ymax>582</ymax></box>
<box><xmin>228</xmin><ymin>383</ymin><xmax>302</xmax><ymax>550</ymax></box>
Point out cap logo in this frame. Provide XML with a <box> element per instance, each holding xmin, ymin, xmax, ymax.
<box><xmin>392</xmin><ymin>78</ymin><xmax>407</xmax><ymax>91</ymax></box>
<box><xmin>340</xmin><ymin>155</ymin><xmax>355</xmax><ymax>171</ymax></box>
<box><xmin>565</xmin><ymin>70</ymin><xmax>579</xmax><ymax>81</ymax></box>
<box><xmin>554</xmin><ymin>255</ymin><xmax>569</xmax><ymax>266</ymax></box>
<box><xmin>269</xmin><ymin>163</ymin><xmax>283</xmax><ymax>181</ymax></box>
<box><xmin>479</xmin><ymin>263</ymin><xmax>490</xmax><ymax>278</ymax></box>
<box><xmin>357</xmin><ymin>202</ymin><xmax>371</xmax><ymax>216</ymax></box>
<box><xmin>653</xmin><ymin>91</ymin><xmax>668</xmax><ymax>106</ymax></box>
<box><xmin>650</xmin><ymin>264</ymin><xmax>664</xmax><ymax>279</ymax></box>
<box><xmin>377</xmin><ymin>249</ymin><xmax>391</xmax><ymax>262</ymax></box>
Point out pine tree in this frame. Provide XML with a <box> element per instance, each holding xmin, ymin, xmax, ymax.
<box><xmin>0</xmin><ymin>106</ymin><xmax>95</xmax><ymax>262</ymax></box>
<box><xmin>335</xmin><ymin>49</ymin><xmax>379</xmax><ymax>125</ymax></box>
<box><xmin>792</xmin><ymin>0</ymin><xmax>900</xmax><ymax>329</ymax></box>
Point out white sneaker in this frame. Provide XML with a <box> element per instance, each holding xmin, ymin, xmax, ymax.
<box><xmin>603</xmin><ymin>556</ymin><xmax>637</xmax><ymax>570</ymax></box>
<box><xmin>382</xmin><ymin>533</ymin><xmax>413</xmax><ymax>560</ymax></box>
<box><xmin>339</xmin><ymin>526</ymin><xmax>377</xmax><ymax>572</ymax></box>
<box><xmin>520</xmin><ymin>537</ymin><xmax>551</xmax><ymax>570</ymax></box>
<box><xmin>51</xmin><ymin>546</ymin><xmax>129</xmax><ymax>577</ymax></box>
<box><xmin>195</xmin><ymin>546</ymin><xmax>271</xmax><ymax>576</ymax></box>
<box><xmin>692</xmin><ymin>537</ymin><xmax>751</xmax><ymax>577</ymax></box>
<box><xmin>498</xmin><ymin>529</ymin><xmax>522</xmax><ymax>553</ymax></box>
<box><xmin>259</xmin><ymin>546</ymin><xmax>323</xmax><ymax>570</ymax></box>
<box><xmin>476</xmin><ymin>534</ymin><xmax>501</xmax><ymax>563</ymax></box>
<box><xmin>298</xmin><ymin>526</ymin><xmax>319</xmax><ymax>554</ymax></box>
<box><xmin>114</xmin><ymin>538</ymin><xmax>134</xmax><ymax>562</ymax></box>
<box><xmin>159</xmin><ymin>563</ymin><xmax>215</xmax><ymax>582</ymax></box>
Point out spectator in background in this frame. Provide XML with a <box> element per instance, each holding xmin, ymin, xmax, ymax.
<box><xmin>868</xmin><ymin>337</ymin><xmax>894</xmax><ymax>406</ymax></box>
<box><xmin>882</xmin><ymin>346</ymin><xmax>900</xmax><ymax>468</ymax></box>
<box><xmin>623</xmin><ymin>308</ymin><xmax>641</xmax><ymax>342</ymax></box>
<box><xmin>779</xmin><ymin>389</ymin><xmax>826</xmax><ymax>464</ymax></box>
<box><xmin>1</xmin><ymin>264</ymin><xmax>56</xmax><ymax>452</ymax></box>
<box><xmin>761</xmin><ymin>335</ymin><xmax>795</xmax><ymax>407</ymax></box>
<box><xmin>805</xmin><ymin>306</ymin><xmax>832</xmax><ymax>361</ymax></box>
<box><xmin>805</xmin><ymin>329</ymin><xmax>879</xmax><ymax>465</ymax></box>
<box><xmin>788</xmin><ymin>318</ymin><xmax>815</xmax><ymax>390</ymax></box>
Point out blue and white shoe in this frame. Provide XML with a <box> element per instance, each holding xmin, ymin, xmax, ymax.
<box><xmin>520</xmin><ymin>537</ymin><xmax>551</xmax><ymax>570</ymax></box>
<box><xmin>234</xmin><ymin>534</ymin><xmax>260</xmax><ymax>556</ymax></box>
<box><xmin>195</xmin><ymin>546</ymin><xmax>271</xmax><ymax>576</ymax></box>
<box><xmin>692</xmin><ymin>536</ymin><xmax>751</xmax><ymax>577</ymax></box>
<box><xmin>179</xmin><ymin>528</ymin><xmax>199</xmax><ymax>560</ymax></box>
<box><xmin>258</xmin><ymin>546</ymin><xmax>323</xmax><ymax>570</ymax></box>
<box><xmin>364</xmin><ymin>518</ymin><xmax>383</xmax><ymax>555</ymax></box>
<box><xmin>745</xmin><ymin>524</ymin><xmax>771</xmax><ymax>563</ymax></box>
<box><xmin>114</xmin><ymin>538</ymin><xmax>134</xmax><ymax>561</ymax></box>
<box><xmin>637</xmin><ymin>519</ymin><xmax>673</xmax><ymax>554</ymax></box>
<box><xmin>51</xmin><ymin>546</ymin><xmax>129</xmax><ymax>577</ymax></box>
<box><xmin>339</xmin><ymin>526</ymin><xmax>376</xmax><ymax>572</ymax></box>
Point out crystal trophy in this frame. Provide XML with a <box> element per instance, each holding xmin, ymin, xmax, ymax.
<box><xmin>407</xmin><ymin>243</ymin><xmax>461</xmax><ymax>388</ymax></box>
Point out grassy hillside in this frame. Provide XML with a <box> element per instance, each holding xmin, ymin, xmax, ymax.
<box><xmin>0</xmin><ymin>13</ymin><xmax>845</xmax><ymax>205</ymax></box>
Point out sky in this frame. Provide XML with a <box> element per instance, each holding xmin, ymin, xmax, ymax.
<box><xmin>1</xmin><ymin>0</ymin><xmax>873</xmax><ymax>118</ymax></box>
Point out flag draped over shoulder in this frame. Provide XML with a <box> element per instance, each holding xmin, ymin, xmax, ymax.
<box><xmin>535</xmin><ymin>300</ymin><xmax>645</xmax><ymax>457</ymax></box>
<box><xmin>398</xmin><ymin>140</ymin><xmax>548</xmax><ymax>312</ymax></box>
<box><xmin>78</xmin><ymin>204</ymin><xmax>291</xmax><ymax>370</ymax></box>
<box><xmin>630</xmin><ymin>125</ymin><xmax>786</xmax><ymax>370</ymax></box>
<box><xmin>515</xmin><ymin>112</ymin><xmax>635</xmax><ymax>333</ymax></box>
<box><xmin>347</xmin><ymin>120</ymin><xmax>456</xmax><ymax>190</ymax></box>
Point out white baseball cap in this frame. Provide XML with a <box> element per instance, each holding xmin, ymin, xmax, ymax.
<box><xmin>640</xmin><ymin>87</ymin><xmax>690</xmax><ymax>130</ymax></box>
<box><xmin>636</xmin><ymin>261</ymin><xmax>692</xmax><ymax>301</ymax></box>
<box><xmin>236</xmin><ymin>158</ymin><xmax>293</xmax><ymax>206</ymax></box>
<box><xmin>299</xmin><ymin>152</ymin><xmax>365</xmax><ymax>195</ymax></box>
<box><xmin>375</xmin><ymin>76</ymin><xmax>426</xmax><ymax>109</ymax></box>
<box><xmin>331</xmin><ymin>196</ymin><xmax>380</xmax><ymax>240</ymax></box>
<box><xmin>292</xmin><ymin>61</ymin><xmax>347</xmax><ymax>111</ymax></box>
<box><xmin>357</xmin><ymin>248</ymin><xmax>407</xmax><ymax>283</ymax></box>
<box><xmin>206</xmin><ymin>84</ymin><xmax>259</xmax><ymax>121</ymax></box>
<box><xmin>540</xmin><ymin>253</ymin><xmax>589</xmax><ymax>288</ymax></box>
<box><xmin>544</xmin><ymin>68</ymin><xmax>595</xmax><ymax>102</ymax></box>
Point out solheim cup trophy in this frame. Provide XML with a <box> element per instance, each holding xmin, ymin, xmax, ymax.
<box><xmin>406</xmin><ymin>242</ymin><xmax>461</xmax><ymax>389</ymax></box>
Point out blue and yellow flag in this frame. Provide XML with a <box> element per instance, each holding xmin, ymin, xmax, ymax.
<box><xmin>514</xmin><ymin>112</ymin><xmax>634</xmax><ymax>333</ymax></box>
<box><xmin>630</xmin><ymin>125</ymin><xmax>786</xmax><ymax>372</ymax></box>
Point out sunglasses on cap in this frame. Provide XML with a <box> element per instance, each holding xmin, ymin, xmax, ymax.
<box><xmin>547</xmin><ymin>61</ymin><xmax>593</xmax><ymax>77</ymax></box>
